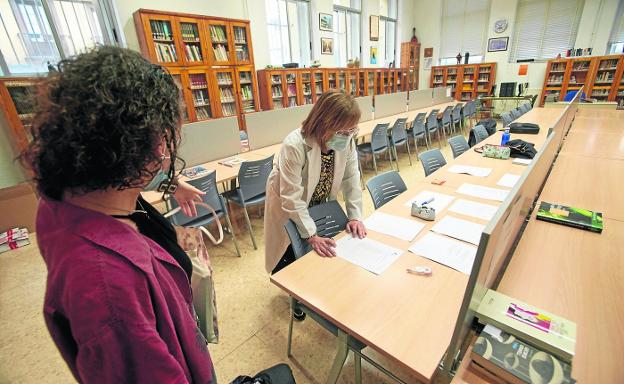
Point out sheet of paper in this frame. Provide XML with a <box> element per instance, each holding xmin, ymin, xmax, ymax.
<box><xmin>364</xmin><ymin>212</ymin><xmax>425</xmax><ymax>242</ymax></box>
<box><xmin>447</xmin><ymin>164</ymin><xmax>493</xmax><ymax>177</ymax></box>
<box><xmin>456</xmin><ymin>183</ymin><xmax>510</xmax><ymax>202</ymax></box>
<box><xmin>408</xmin><ymin>232</ymin><xmax>477</xmax><ymax>275</ymax></box>
<box><xmin>513</xmin><ymin>158</ymin><xmax>532</xmax><ymax>165</ymax></box>
<box><xmin>431</xmin><ymin>215</ymin><xmax>485</xmax><ymax>245</ymax></box>
<box><xmin>404</xmin><ymin>190</ymin><xmax>455</xmax><ymax>213</ymax></box>
<box><xmin>335</xmin><ymin>236</ymin><xmax>404</xmax><ymax>275</ymax></box>
<box><xmin>497</xmin><ymin>173</ymin><xmax>521</xmax><ymax>188</ymax></box>
<box><xmin>448</xmin><ymin>199</ymin><xmax>499</xmax><ymax>221</ymax></box>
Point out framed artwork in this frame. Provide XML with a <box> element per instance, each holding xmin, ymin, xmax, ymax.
<box><xmin>370</xmin><ymin>46</ymin><xmax>378</xmax><ymax>64</ymax></box>
<box><xmin>319</xmin><ymin>13</ymin><xmax>333</xmax><ymax>32</ymax></box>
<box><xmin>488</xmin><ymin>37</ymin><xmax>509</xmax><ymax>52</ymax></box>
<box><xmin>424</xmin><ymin>47</ymin><xmax>433</xmax><ymax>58</ymax></box>
<box><xmin>321</xmin><ymin>38</ymin><xmax>334</xmax><ymax>55</ymax></box>
<box><xmin>369</xmin><ymin>15</ymin><xmax>379</xmax><ymax>41</ymax></box>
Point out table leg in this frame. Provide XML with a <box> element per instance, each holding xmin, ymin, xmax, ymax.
<box><xmin>326</xmin><ymin>330</ymin><xmax>349</xmax><ymax>384</ymax></box>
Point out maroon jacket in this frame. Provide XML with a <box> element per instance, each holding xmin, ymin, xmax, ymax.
<box><xmin>36</xmin><ymin>197</ymin><xmax>214</xmax><ymax>383</ymax></box>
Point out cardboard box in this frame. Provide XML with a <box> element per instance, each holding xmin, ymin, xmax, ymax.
<box><xmin>0</xmin><ymin>182</ymin><xmax>38</xmax><ymax>233</ymax></box>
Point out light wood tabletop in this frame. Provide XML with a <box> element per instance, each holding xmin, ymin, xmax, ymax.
<box><xmin>271</xmin><ymin>107</ymin><xmax>557</xmax><ymax>382</ymax></box>
<box><xmin>560</xmin><ymin>129</ymin><xmax>624</xmax><ymax>160</ymax></box>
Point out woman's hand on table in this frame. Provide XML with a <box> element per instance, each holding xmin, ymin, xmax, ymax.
<box><xmin>307</xmin><ymin>235</ymin><xmax>337</xmax><ymax>257</ymax></box>
<box><xmin>173</xmin><ymin>180</ymin><xmax>205</xmax><ymax>217</ymax></box>
<box><xmin>346</xmin><ymin>220</ymin><xmax>367</xmax><ymax>239</ymax></box>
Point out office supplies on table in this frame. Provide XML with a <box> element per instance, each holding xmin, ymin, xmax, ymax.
<box><xmin>406</xmin><ymin>266</ymin><xmax>432</xmax><ymax>276</ymax></box>
<box><xmin>477</xmin><ymin>289</ymin><xmax>576</xmax><ymax>362</ymax></box>
<box><xmin>408</xmin><ymin>232</ymin><xmax>477</xmax><ymax>275</ymax></box>
<box><xmin>448</xmin><ymin>165</ymin><xmax>493</xmax><ymax>177</ymax></box>
<box><xmin>448</xmin><ymin>199</ymin><xmax>499</xmax><ymax>221</ymax></box>
<box><xmin>431</xmin><ymin>179</ymin><xmax>446</xmax><ymax>185</ymax></box>
<box><xmin>411</xmin><ymin>204</ymin><xmax>436</xmax><ymax>221</ymax></box>
<box><xmin>431</xmin><ymin>215</ymin><xmax>485</xmax><ymax>245</ymax></box>
<box><xmin>513</xmin><ymin>158</ymin><xmax>532</xmax><ymax>165</ymax></box>
<box><xmin>181</xmin><ymin>166</ymin><xmax>211</xmax><ymax>178</ymax></box>
<box><xmin>471</xmin><ymin>324</ymin><xmax>576</xmax><ymax>384</ymax></box>
<box><xmin>218</xmin><ymin>157</ymin><xmax>244</xmax><ymax>167</ymax></box>
<box><xmin>536</xmin><ymin>202</ymin><xmax>603</xmax><ymax>233</ymax></box>
<box><xmin>508</xmin><ymin>122</ymin><xmax>540</xmax><ymax>134</ymax></box>
<box><xmin>363</xmin><ymin>212</ymin><xmax>425</xmax><ymax>242</ymax></box>
<box><xmin>497</xmin><ymin>173</ymin><xmax>521</xmax><ymax>188</ymax></box>
<box><xmin>334</xmin><ymin>236</ymin><xmax>403</xmax><ymax>275</ymax></box>
<box><xmin>404</xmin><ymin>190</ymin><xmax>455</xmax><ymax>213</ymax></box>
<box><xmin>457</xmin><ymin>183</ymin><xmax>510</xmax><ymax>202</ymax></box>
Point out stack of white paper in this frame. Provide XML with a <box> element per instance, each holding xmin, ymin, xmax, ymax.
<box><xmin>447</xmin><ymin>165</ymin><xmax>492</xmax><ymax>177</ymax></box>
<box><xmin>408</xmin><ymin>233</ymin><xmax>477</xmax><ymax>275</ymax></box>
<box><xmin>335</xmin><ymin>236</ymin><xmax>404</xmax><ymax>275</ymax></box>
<box><xmin>363</xmin><ymin>212</ymin><xmax>425</xmax><ymax>242</ymax></box>
<box><xmin>513</xmin><ymin>158</ymin><xmax>532</xmax><ymax>165</ymax></box>
<box><xmin>456</xmin><ymin>183</ymin><xmax>510</xmax><ymax>202</ymax></box>
<box><xmin>404</xmin><ymin>190</ymin><xmax>455</xmax><ymax>213</ymax></box>
<box><xmin>497</xmin><ymin>173</ymin><xmax>521</xmax><ymax>188</ymax></box>
<box><xmin>431</xmin><ymin>215</ymin><xmax>485</xmax><ymax>245</ymax></box>
<box><xmin>448</xmin><ymin>199</ymin><xmax>499</xmax><ymax>221</ymax></box>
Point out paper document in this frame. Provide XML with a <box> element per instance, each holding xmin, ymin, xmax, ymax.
<box><xmin>513</xmin><ymin>158</ymin><xmax>532</xmax><ymax>165</ymax></box>
<box><xmin>335</xmin><ymin>236</ymin><xmax>404</xmax><ymax>275</ymax></box>
<box><xmin>456</xmin><ymin>183</ymin><xmax>510</xmax><ymax>202</ymax></box>
<box><xmin>497</xmin><ymin>173</ymin><xmax>521</xmax><ymax>188</ymax></box>
<box><xmin>404</xmin><ymin>190</ymin><xmax>455</xmax><ymax>213</ymax></box>
<box><xmin>449</xmin><ymin>199</ymin><xmax>499</xmax><ymax>221</ymax></box>
<box><xmin>408</xmin><ymin>233</ymin><xmax>477</xmax><ymax>275</ymax></box>
<box><xmin>448</xmin><ymin>165</ymin><xmax>492</xmax><ymax>177</ymax></box>
<box><xmin>431</xmin><ymin>215</ymin><xmax>485</xmax><ymax>245</ymax></box>
<box><xmin>363</xmin><ymin>212</ymin><xmax>425</xmax><ymax>242</ymax></box>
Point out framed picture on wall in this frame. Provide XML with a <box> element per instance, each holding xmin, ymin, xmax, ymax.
<box><xmin>370</xmin><ymin>15</ymin><xmax>379</xmax><ymax>41</ymax></box>
<box><xmin>319</xmin><ymin>13</ymin><xmax>333</xmax><ymax>31</ymax></box>
<box><xmin>488</xmin><ymin>37</ymin><xmax>509</xmax><ymax>52</ymax></box>
<box><xmin>321</xmin><ymin>38</ymin><xmax>334</xmax><ymax>55</ymax></box>
<box><xmin>370</xmin><ymin>46</ymin><xmax>378</xmax><ymax>64</ymax></box>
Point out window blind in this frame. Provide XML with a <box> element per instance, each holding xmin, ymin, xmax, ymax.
<box><xmin>509</xmin><ymin>0</ymin><xmax>584</xmax><ymax>62</ymax></box>
<box><xmin>608</xmin><ymin>0</ymin><xmax>624</xmax><ymax>47</ymax></box>
<box><xmin>440</xmin><ymin>0</ymin><xmax>491</xmax><ymax>60</ymax></box>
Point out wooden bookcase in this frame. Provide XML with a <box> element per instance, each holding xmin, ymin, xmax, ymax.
<box><xmin>0</xmin><ymin>77</ymin><xmax>41</xmax><ymax>154</ymax></box>
<box><xmin>400</xmin><ymin>41</ymin><xmax>420</xmax><ymax>91</ymax></box>
<box><xmin>540</xmin><ymin>54</ymin><xmax>624</xmax><ymax>106</ymax></box>
<box><xmin>134</xmin><ymin>9</ymin><xmax>259</xmax><ymax>129</ymax></box>
<box><xmin>257</xmin><ymin>68</ymin><xmax>406</xmax><ymax>110</ymax></box>
<box><xmin>430</xmin><ymin>63</ymin><xmax>496</xmax><ymax>101</ymax></box>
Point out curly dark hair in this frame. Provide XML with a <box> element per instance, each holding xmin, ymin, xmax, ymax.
<box><xmin>22</xmin><ymin>46</ymin><xmax>181</xmax><ymax>200</ymax></box>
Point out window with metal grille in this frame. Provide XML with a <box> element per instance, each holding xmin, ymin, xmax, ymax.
<box><xmin>439</xmin><ymin>0</ymin><xmax>491</xmax><ymax>65</ymax></box>
<box><xmin>265</xmin><ymin>0</ymin><xmax>311</xmax><ymax>67</ymax></box>
<box><xmin>509</xmin><ymin>0</ymin><xmax>585</xmax><ymax>62</ymax></box>
<box><xmin>333</xmin><ymin>0</ymin><xmax>360</xmax><ymax>67</ymax></box>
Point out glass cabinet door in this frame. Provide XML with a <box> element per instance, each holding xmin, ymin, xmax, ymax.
<box><xmin>314</xmin><ymin>71</ymin><xmax>325</xmax><ymax>100</ymax></box>
<box><xmin>147</xmin><ymin>16</ymin><xmax>182</xmax><ymax>65</ymax></box>
<box><xmin>171</xmin><ymin>72</ymin><xmax>191</xmax><ymax>123</ymax></box>
<box><xmin>215</xmin><ymin>70</ymin><xmax>237</xmax><ymax>117</ymax></box>
<box><xmin>177</xmin><ymin>17</ymin><xmax>205</xmax><ymax>66</ymax></box>
<box><xmin>188</xmin><ymin>71</ymin><xmax>213</xmax><ymax>121</ymax></box>
<box><xmin>348</xmin><ymin>70</ymin><xmax>358</xmax><ymax>96</ymax></box>
<box><xmin>207</xmin><ymin>21</ymin><xmax>232</xmax><ymax>65</ymax></box>
<box><xmin>231</xmin><ymin>22</ymin><xmax>252</xmax><ymax>65</ymax></box>
<box><xmin>301</xmin><ymin>71</ymin><xmax>313</xmax><ymax>104</ymax></box>
<box><xmin>237</xmin><ymin>68</ymin><xmax>257</xmax><ymax>114</ymax></box>
<box><xmin>286</xmin><ymin>72</ymin><xmax>299</xmax><ymax>107</ymax></box>
<box><xmin>367</xmin><ymin>71</ymin><xmax>375</xmax><ymax>95</ymax></box>
<box><xmin>270</xmin><ymin>72</ymin><xmax>284</xmax><ymax>109</ymax></box>
<box><xmin>338</xmin><ymin>70</ymin><xmax>346</xmax><ymax>90</ymax></box>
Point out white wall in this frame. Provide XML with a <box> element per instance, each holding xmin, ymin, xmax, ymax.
<box><xmin>0</xmin><ymin>115</ymin><xmax>26</xmax><ymax>189</ymax></box>
<box><xmin>414</xmin><ymin>0</ymin><xmax>622</xmax><ymax>93</ymax></box>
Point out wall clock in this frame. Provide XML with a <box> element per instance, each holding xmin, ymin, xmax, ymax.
<box><xmin>494</xmin><ymin>19</ymin><xmax>508</xmax><ymax>34</ymax></box>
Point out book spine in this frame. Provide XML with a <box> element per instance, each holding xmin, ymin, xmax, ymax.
<box><xmin>536</xmin><ymin>215</ymin><xmax>602</xmax><ymax>233</ymax></box>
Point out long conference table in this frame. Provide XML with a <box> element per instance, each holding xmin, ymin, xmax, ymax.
<box><xmin>142</xmin><ymin>100</ymin><xmax>458</xmax><ymax>205</ymax></box>
<box><xmin>271</xmin><ymin>107</ymin><xmax>562</xmax><ymax>383</ymax></box>
<box><xmin>453</xmin><ymin>110</ymin><xmax>624</xmax><ymax>384</ymax></box>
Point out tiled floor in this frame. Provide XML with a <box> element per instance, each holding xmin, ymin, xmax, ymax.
<box><xmin>0</xmin><ymin>136</ymin><xmax>460</xmax><ymax>384</ymax></box>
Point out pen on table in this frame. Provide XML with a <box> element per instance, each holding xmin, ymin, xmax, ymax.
<box><xmin>420</xmin><ymin>197</ymin><xmax>435</xmax><ymax>206</ymax></box>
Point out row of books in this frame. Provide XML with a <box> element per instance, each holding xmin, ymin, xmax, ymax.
<box><xmin>180</xmin><ymin>23</ymin><xmax>200</xmax><ymax>41</ymax></box>
<box><xmin>598</xmin><ymin>60</ymin><xmax>618</xmax><ymax>70</ymax></box>
<box><xmin>209</xmin><ymin>25</ymin><xmax>227</xmax><ymax>42</ymax></box>
<box><xmin>241</xmin><ymin>100</ymin><xmax>255</xmax><ymax>113</ymax></box>
<box><xmin>216</xmin><ymin>72</ymin><xmax>233</xmax><ymax>85</ymax></box>
<box><xmin>271</xmin><ymin>87</ymin><xmax>283</xmax><ymax>98</ymax></box>
<box><xmin>1</xmin><ymin>228</ymin><xmax>30</xmax><ymax>254</ymax></box>
<box><xmin>150</xmin><ymin>20</ymin><xmax>173</xmax><ymax>40</ymax></box>
<box><xmin>184</xmin><ymin>44</ymin><xmax>203</xmax><ymax>62</ymax></box>
<box><xmin>194</xmin><ymin>106</ymin><xmax>212</xmax><ymax>120</ymax></box>
<box><xmin>219</xmin><ymin>87</ymin><xmax>236</xmax><ymax>102</ymax></box>
<box><xmin>155</xmin><ymin>42</ymin><xmax>178</xmax><ymax>63</ymax></box>
<box><xmin>240</xmin><ymin>84</ymin><xmax>254</xmax><ymax>101</ymax></box>
<box><xmin>221</xmin><ymin>103</ymin><xmax>236</xmax><ymax>116</ymax></box>
<box><xmin>213</xmin><ymin>44</ymin><xmax>229</xmax><ymax>61</ymax></box>
<box><xmin>235</xmin><ymin>46</ymin><xmax>250</xmax><ymax>61</ymax></box>
<box><xmin>233</xmin><ymin>26</ymin><xmax>247</xmax><ymax>43</ymax></box>
<box><xmin>239</xmin><ymin>72</ymin><xmax>252</xmax><ymax>83</ymax></box>
<box><xmin>547</xmin><ymin>75</ymin><xmax>564</xmax><ymax>84</ymax></box>
<box><xmin>550</xmin><ymin>64</ymin><xmax>566</xmax><ymax>72</ymax></box>
<box><xmin>287</xmin><ymin>84</ymin><xmax>296</xmax><ymax>97</ymax></box>
<box><xmin>594</xmin><ymin>71</ymin><xmax>614</xmax><ymax>82</ymax></box>
<box><xmin>192</xmin><ymin>89</ymin><xmax>210</xmax><ymax>106</ymax></box>
<box><xmin>190</xmin><ymin>75</ymin><xmax>208</xmax><ymax>88</ymax></box>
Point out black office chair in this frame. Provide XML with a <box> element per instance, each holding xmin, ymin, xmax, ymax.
<box><xmin>447</xmin><ymin>135</ymin><xmax>470</xmax><ymax>159</ymax></box>
<box><xmin>418</xmin><ymin>149</ymin><xmax>447</xmax><ymax>176</ymax></box>
<box><xmin>366</xmin><ymin>171</ymin><xmax>407</xmax><ymax>209</ymax></box>
<box><xmin>357</xmin><ymin>123</ymin><xmax>392</xmax><ymax>174</ymax></box>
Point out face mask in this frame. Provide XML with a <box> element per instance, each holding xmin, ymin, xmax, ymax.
<box><xmin>326</xmin><ymin>134</ymin><xmax>351</xmax><ymax>151</ymax></box>
<box><xmin>144</xmin><ymin>169</ymin><xmax>169</xmax><ymax>192</ymax></box>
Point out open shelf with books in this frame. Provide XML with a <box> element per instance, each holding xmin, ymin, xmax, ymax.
<box><xmin>430</xmin><ymin>63</ymin><xmax>496</xmax><ymax>101</ymax></box>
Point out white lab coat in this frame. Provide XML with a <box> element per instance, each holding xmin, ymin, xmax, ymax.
<box><xmin>263</xmin><ymin>128</ymin><xmax>363</xmax><ymax>273</ymax></box>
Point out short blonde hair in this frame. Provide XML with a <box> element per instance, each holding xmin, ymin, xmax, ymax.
<box><xmin>301</xmin><ymin>90</ymin><xmax>361</xmax><ymax>145</ymax></box>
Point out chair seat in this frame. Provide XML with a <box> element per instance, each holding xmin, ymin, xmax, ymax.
<box><xmin>301</xmin><ymin>304</ymin><xmax>366</xmax><ymax>350</ymax></box>
<box><xmin>357</xmin><ymin>142</ymin><xmax>387</xmax><ymax>154</ymax></box>
<box><xmin>223</xmin><ymin>189</ymin><xmax>266</xmax><ymax>206</ymax></box>
<box><xmin>393</xmin><ymin>138</ymin><xmax>408</xmax><ymax>145</ymax></box>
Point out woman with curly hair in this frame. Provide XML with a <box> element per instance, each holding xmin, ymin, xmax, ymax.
<box><xmin>22</xmin><ymin>46</ymin><xmax>215</xmax><ymax>383</ymax></box>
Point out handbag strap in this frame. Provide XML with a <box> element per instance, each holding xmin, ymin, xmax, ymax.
<box><xmin>165</xmin><ymin>202</ymin><xmax>224</xmax><ymax>245</ymax></box>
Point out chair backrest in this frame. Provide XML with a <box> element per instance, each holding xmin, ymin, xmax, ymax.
<box><xmin>418</xmin><ymin>149</ymin><xmax>447</xmax><ymax>176</ymax></box>
<box><xmin>521</xmin><ymin>103</ymin><xmax>531</xmax><ymax>113</ymax></box>
<box><xmin>442</xmin><ymin>106</ymin><xmax>453</xmax><ymax>124</ymax></box>
<box><xmin>501</xmin><ymin>112</ymin><xmax>513</xmax><ymax>127</ymax></box>
<box><xmin>167</xmin><ymin>171</ymin><xmax>223</xmax><ymax>226</ymax></box>
<box><xmin>426</xmin><ymin>110</ymin><xmax>439</xmax><ymax>131</ymax></box>
<box><xmin>391</xmin><ymin>118</ymin><xmax>408</xmax><ymax>143</ymax></box>
<box><xmin>414</xmin><ymin>112</ymin><xmax>427</xmax><ymax>123</ymax></box>
<box><xmin>284</xmin><ymin>200</ymin><xmax>348</xmax><ymax>259</ymax></box>
<box><xmin>370</xmin><ymin>123</ymin><xmax>390</xmax><ymax>151</ymax></box>
<box><xmin>365</xmin><ymin>171</ymin><xmax>407</xmax><ymax>209</ymax></box>
<box><xmin>411</xmin><ymin>117</ymin><xmax>426</xmax><ymax>138</ymax></box>
<box><xmin>472</xmin><ymin>125</ymin><xmax>489</xmax><ymax>145</ymax></box>
<box><xmin>447</xmin><ymin>135</ymin><xmax>470</xmax><ymax>159</ymax></box>
<box><xmin>463</xmin><ymin>101</ymin><xmax>474</xmax><ymax>117</ymax></box>
<box><xmin>238</xmin><ymin>155</ymin><xmax>275</xmax><ymax>200</ymax></box>
<box><xmin>452</xmin><ymin>103</ymin><xmax>463</xmax><ymax>120</ymax></box>
<box><xmin>510</xmin><ymin>108</ymin><xmax>522</xmax><ymax>119</ymax></box>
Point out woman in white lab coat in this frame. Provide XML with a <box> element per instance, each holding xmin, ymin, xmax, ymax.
<box><xmin>264</xmin><ymin>90</ymin><xmax>367</xmax><ymax>278</ymax></box>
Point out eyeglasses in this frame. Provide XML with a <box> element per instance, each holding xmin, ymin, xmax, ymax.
<box><xmin>335</xmin><ymin>127</ymin><xmax>359</xmax><ymax>138</ymax></box>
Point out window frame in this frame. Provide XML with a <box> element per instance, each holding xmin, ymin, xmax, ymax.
<box><xmin>265</xmin><ymin>0</ymin><xmax>312</xmax><ymax>67</ymax></box>
<box><xmin>333</xmin><ymin>3</ymin><xmax>361</xmax><ymax>67</ymax></box>
<box><xmin>607</xmin><ymin>0</ymin><xmax>624</xmax><ymax>54</ymax></box>
<box><xmin>438</xmin><ymin>0</ymin><xmax>491</xmax><ymax>65</ymax></box>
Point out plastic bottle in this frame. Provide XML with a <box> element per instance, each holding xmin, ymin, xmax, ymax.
<box><xmin>501</xmin><ymin>127</ymin><xmax>511</xmax><ymax>146</ymax></box>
